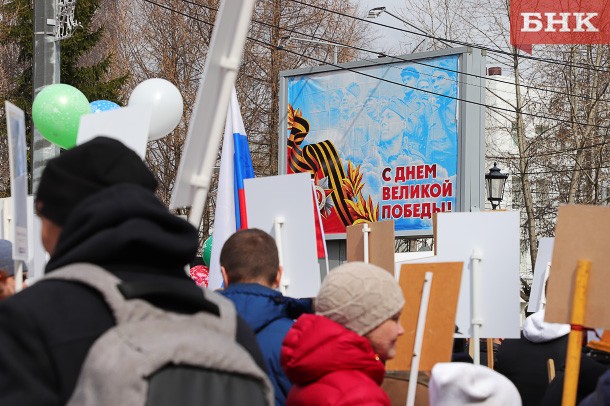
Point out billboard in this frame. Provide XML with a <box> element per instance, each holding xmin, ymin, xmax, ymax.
<box><xmin>279</xmin><ymin>48</ymin><xmax>485</xmax><ymax>237</ymax></box>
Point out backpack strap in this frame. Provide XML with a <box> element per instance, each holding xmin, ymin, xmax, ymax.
<box><xmin>43</xmin><ymin>263</ymin><xmax>237</xmax><ymax>337</ymax></box>
<box><xmin>44</xmin><ymin>264</ymin><xmax>133</xmax><ymax>323</ymax></box>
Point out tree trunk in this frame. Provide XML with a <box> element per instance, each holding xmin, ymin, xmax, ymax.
<box><xmin>268</xmin><ymin>0</ymin><xmax>282</xmax><ymax>175</ymax></box>
<box><xmin>512</xmin><ymin>48</ymin><xmax>538</xmax><ymax>268</ymax></box>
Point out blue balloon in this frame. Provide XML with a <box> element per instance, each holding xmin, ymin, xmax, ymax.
<box><xmin>90</xmin><ymin>100</ymin><xmax>120</xmax><ymax>114</ymax></box>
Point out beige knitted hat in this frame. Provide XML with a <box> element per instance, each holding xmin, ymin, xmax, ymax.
<box><xmin>315</xmin><ymin>261</ymin><xmax>405</xmax><ymax>336</ymax></box>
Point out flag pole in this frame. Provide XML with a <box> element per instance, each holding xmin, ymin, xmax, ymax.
<box><xmin>170</xmin><ymin>0</ymin><xmax>256</xmax><ymax>230</ymax></box>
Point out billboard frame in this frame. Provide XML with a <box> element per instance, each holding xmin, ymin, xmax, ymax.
<box><xmin>278</xmin><ymin>47</ymin><xmax>485</xmax><ymax>239</ymax></box>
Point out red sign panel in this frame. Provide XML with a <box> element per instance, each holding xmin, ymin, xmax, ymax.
<box><xmin>510</xmin><ymin>0</ymin><xmax>610</xmax><ymax>53</ymax></box>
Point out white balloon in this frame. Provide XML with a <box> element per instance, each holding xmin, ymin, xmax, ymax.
<box><xmin>128</xmin><ymin>78</ymin><xmax>184</xmax><ymax>141</ymax></box>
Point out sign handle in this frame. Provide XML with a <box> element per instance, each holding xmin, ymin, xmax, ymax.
<box><xmin>274</xmin><ymin>217</ymin><xmax>289</xmax><ymax>294</ymax></box>
<box><xmin>547</xmin><ymin>358</ymin><xmax>556</xmax><ymax>383</ymax></box>
<box><xmin>486</xmin><ymin>339</ymin><xmax>494</xmax><ymax>369</ymax></box>
<box><xmin>471</xmin><ymin>249</ymin><xmax>483</xmax><ymax>365</ymax></box>
<box><xmin>14</xmin><ymin>260</ymin><xmax>24</xmax><ymax>293</ymax></box>
<box><xmin>362</xmin><ymin>223</ymin><xmax>371</xmax><ymax>263</ymax></box>
<box><xmin>406</xmin><ymin>272</ymin><xmax>433</xmax><ymax>406</ymax></box>
<box><xmin>561</xmin><ymin>260</ymin><xmax>591</xmax><ymax>406</ymax></box>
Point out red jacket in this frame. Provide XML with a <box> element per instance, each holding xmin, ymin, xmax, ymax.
<box><xmin>281</xmin><ymin>314</ymin><xmax>390</xmax><ymax>406</ymax></box>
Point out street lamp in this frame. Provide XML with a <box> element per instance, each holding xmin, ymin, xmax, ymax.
<box><xmin>280</xmin><ymin>36</ymin><xmax>349</xmax><ymax>65</ymax></box>
<box><xmin>367</xmin><ymin>6</ymin><xmax>452</xmax><ymax>52</ymax></box>
<box><xmin>367</xmin><ymin>7</ymin><xmax>427</xmax><ymax>35</ymax></box>
<box><xmin>485</xmin><ymin>162</ymin><xmax>509</xmax><ymax>210</ymax></box>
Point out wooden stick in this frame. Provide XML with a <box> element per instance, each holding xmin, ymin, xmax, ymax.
<box><xmin>487</xmin><ymin>338</ymin><xmax>494</xmax><ymax>369</ymax></box>
<box><xmin>561</xmin><ymin>260</ymin><xmax>591</xmax><ymax>406</ymax></box>
<box><xmin>547</xmin><ymin>359</ymin><xmax>555</xmax><ymax>383</ymax></box>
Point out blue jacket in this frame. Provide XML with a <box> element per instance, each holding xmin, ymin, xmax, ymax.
<box><xmin>221</xmin><ymin>283</ymin><xmax>313</xmax><ymax>406</ymax></box>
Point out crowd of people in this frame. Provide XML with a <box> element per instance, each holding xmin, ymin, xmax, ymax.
<box><xmin>0</xmin><ymin>135</ymin><xmax>608</xmax><ymax>405</ymax></box>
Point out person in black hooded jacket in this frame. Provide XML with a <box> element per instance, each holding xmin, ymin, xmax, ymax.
<box><xmin>495</xmin><ymin>308</ymin><xmax>569</xmax><ymax>406</ymax></box>
<box><xmin>0</xmin><ymin>137</ymin><xmax>265</xmax><ymax>405</ymax></box>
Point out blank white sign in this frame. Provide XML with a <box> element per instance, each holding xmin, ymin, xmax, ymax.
<box><xmin>245</xmin><ymin>172</ymin><xmax>320</xmax><ymax>298</ymax></box>
<box><xmin>77</xmin><ymin>105</ymin><xmax>151</xmax><ymax>158</ymax></box>
<box><xmin>527</xmin><ymin>237</ymin><xmax>554</xmax><ymax>313</ymax></box>
<box><xmin>398</xmin><ymin>211</ymin><xmax>521</xmax><ymax>338</ymax></box>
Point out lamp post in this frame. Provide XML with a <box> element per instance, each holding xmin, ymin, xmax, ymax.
<box><xmin>367</xmin><ymin>6</ymin><xmax>452</xmax><ymax>52</ymax></box>
<box><xmin>281</xmin><ymin>36</ymin><xmax>349</xmax><ymax>64</ymax></box>
<box><xmin>367</xmin><ymin>7</ymin><xmax>428</xmax><ymax>35</ymax></box>
<box><xmin>485</xmin><ymin>162</ymin><xmax>509</xmax><ymax>210</ymax></box>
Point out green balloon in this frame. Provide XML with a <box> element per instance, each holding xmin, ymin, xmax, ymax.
<box><xmin>202</xmin><ymin>236</ymin><xmax>213</xmax><ymax>266</ymax></box>
<box><xmin>32</xmin><ymin>84</ymin><xmax>91</xmax><ymax>149</ymax></box>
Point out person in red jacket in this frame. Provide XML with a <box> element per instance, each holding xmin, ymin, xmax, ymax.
<box><xmin>281</xmin><ymin>261</ymin><xmax>405</xmax><ymax>405</ymax></box>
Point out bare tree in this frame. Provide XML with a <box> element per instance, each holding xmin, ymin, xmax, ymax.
<box><xmin>100</xmin><ymin>0</ymin><xmax>370</xmax><ymax>246</ymax></box>
<box><xmin>0</xmin><ymin>2</ymin><xmax>34</xmax><ymax>198</ymax></box>
<box><xmin>241</xmin><ymin>0</ymin><xmax>371</xmax><ymax>175</ymax></box>
<box><xmin>398</xmin><ymin>0</ymin><xmax>610</xmax><ymax>300</ymax></box>
<box><xmin>396</xmin><ymin>0</ymin><xmax>548</xmax><ymax>297</ymax></box>
<box><xmin>533</xmin><ymin>45</ymin><xmax>610</xmax><ymax>208</ymax></box>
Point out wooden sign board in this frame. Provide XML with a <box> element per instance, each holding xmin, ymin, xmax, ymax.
<box><xmin>346</xmin><ymin>220</ymin><xmax>395</xmax><ymax>275</ymax></box>
<box><xmin>546</xmin><ymin>205</ymin><xmax>610</xmax><ymax>328</ymax></box>
<box><xmin>386</xmin><ymin>262</ymin><xmax>462</xmax><ymax>372</ymax></box>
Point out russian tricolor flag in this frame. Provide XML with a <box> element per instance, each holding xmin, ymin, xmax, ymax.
<box><xmin>208</xmin><ymin>88</ymin><xmax>254</xmax><ymax>290</ymax></box>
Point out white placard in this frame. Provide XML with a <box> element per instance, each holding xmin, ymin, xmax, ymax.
<box><xmin>77</xmin><ymin>105</ymin><xmax>152</xmax><ymax>158</ymax></box>
<box><xmin>398</xmin><ymin>211</ymin><xmax>521</xmax><ymax>338</ymax></box>
<box><xmin>245</xmin><ymin>172</ymin><xmax>320</xmax><ymax>298</ymax></box>
<box><xmin>1</xmin><ymin>196</ymin><xmax>47</xmax><ymax>280</ymax></box>
<box><xmin>394</xmin><ymin>251</ymin><xmax>435</xmax><ymax>280</ymax></box>
<box><xmin>527</xmin><ymin>237</ymin><xmax>554</xmax><ymax>313</ymax></box>
<box><xmin>5</xmin><ymin>102</ymin><xmax>28</xmax><ymax>261</ymax></box>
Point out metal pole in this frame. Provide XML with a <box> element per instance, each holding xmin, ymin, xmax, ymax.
<box><xmin>32</xmin><ymin>0</ymin><xmax>60</xmax><ymax>193</ymax></box>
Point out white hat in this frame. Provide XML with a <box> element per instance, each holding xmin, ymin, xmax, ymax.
<box><xmin>430</xmin><ymin>363</ymin><xmax>522</xmax><ymax>406</ymax></box>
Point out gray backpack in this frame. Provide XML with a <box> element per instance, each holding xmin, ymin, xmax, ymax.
<box><xmin>45</xmin><ymin>264</ymin><xmax>274</xmax><ymax>406</ymax></box>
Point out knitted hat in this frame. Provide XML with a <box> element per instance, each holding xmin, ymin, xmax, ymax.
<box><xmin>0</xmin><ymin>240</ymin><xmax>14</xmax><ymax>276</ymax></box>
<box><xmin>36</xmin><ymin>137</ymin><xmax>158</xmax><ymax>226</ymax></box>
<box><xmin>430</xmin><ymin>363</ymin><xmax>522</xmax><ymax>406</ymax></box>
<box><xmin>315</xmin><ymin>261</ymin><xmax>405</xmax><ymax>336</ymax></box>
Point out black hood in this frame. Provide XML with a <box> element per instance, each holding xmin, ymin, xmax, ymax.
<box><xmin>46</xmin><ymin>184</ymin><xmax>198</xmax><ymax>276</ymax></box>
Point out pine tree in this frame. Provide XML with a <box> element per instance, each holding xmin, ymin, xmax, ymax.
<box><xmin>0</xmin><ymin>0</ymin><xmax>128</xmax><ymax>197</ymax></box>
<box><xmin>60</xmin><ymin>0</ymin><xmax>128</xmax><ymax>102</ymax></box>
<box><xmin>2</xmin><ymin>0</ymin><xmax>127</xmax><ymax>109</ymax></box>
